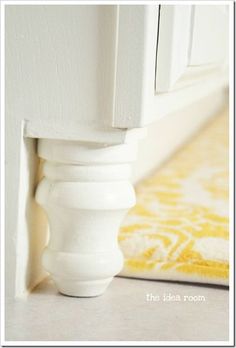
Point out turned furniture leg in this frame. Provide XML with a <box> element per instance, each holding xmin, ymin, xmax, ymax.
<box><xmin>35</xmin><ymin>139</ymin><xmax>138</xmax><ymax>297</ymax></box>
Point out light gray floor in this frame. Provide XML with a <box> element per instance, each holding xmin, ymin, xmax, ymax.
<box><xmin>6</xmin><ymin>276</ymin><xmax>229</xmax><ymax>342</ymax></box>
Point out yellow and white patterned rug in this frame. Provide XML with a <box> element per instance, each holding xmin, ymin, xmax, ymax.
<box><xmin>119</xmin><ymin>109</ymin><xmax>229</xmax><ymax>286</ymax></box>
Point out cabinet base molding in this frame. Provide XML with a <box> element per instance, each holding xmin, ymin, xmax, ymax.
<box><xmin>35</xmin><ymin>139</ymin><xmax>139</xmax><ymax>297</ymax></box>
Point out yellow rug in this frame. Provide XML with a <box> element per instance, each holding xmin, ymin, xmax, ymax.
<box><xmin>119</xmin><ymin>109</ymin><xmax>229</xmax><ymax>286</ymax></box>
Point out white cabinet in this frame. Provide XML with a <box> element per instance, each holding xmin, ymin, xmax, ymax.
<box><xmin>6</xmin><ymin>4</ymin><xmax>229</xmax><ymax>133</ymax></box>
<box><xmin>113</xmin><ymin>4</ymin><xmax>229</xmax><ymax>128</ymax></box>
<box><xmin>5</xmin><ymin>4</ymin><xmax>230</xmax><ymax>298</ymax></box>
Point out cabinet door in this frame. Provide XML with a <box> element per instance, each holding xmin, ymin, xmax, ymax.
<box><xmin>189</xmin><ymin>5</ymin><xmax>229</xmax><ymax>66</ymax></box>
<box><xmin>113</xmin><ymin>4</ymin><xmax>230</xmax><ymax>128</ymax></box>
<box><xmin>156</xmin><ymin>5</ymin><xmax>229</xmax><ymax>93</ymax></box>
<box><xmin>155</xmin><ymin>5</ymin><xmax>192</xmax><ymax>92</ymax></box>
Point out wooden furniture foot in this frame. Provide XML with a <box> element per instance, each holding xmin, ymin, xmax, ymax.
<box><xmin>35</xmin><ymin>138</ymin><xmax>138</xmax><ymax>297</ymax></box>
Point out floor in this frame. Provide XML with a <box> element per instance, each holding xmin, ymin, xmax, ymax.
<box><xmin>6</xmin><ymin>276</ymin><xmax>229</xmax><ymax>342</ymax></box>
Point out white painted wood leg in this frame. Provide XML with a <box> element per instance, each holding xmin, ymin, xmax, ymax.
<box><xmin>35</xmin><ymin>139</ymin><xmax>138</xmax><ymax>297</ymax></box>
